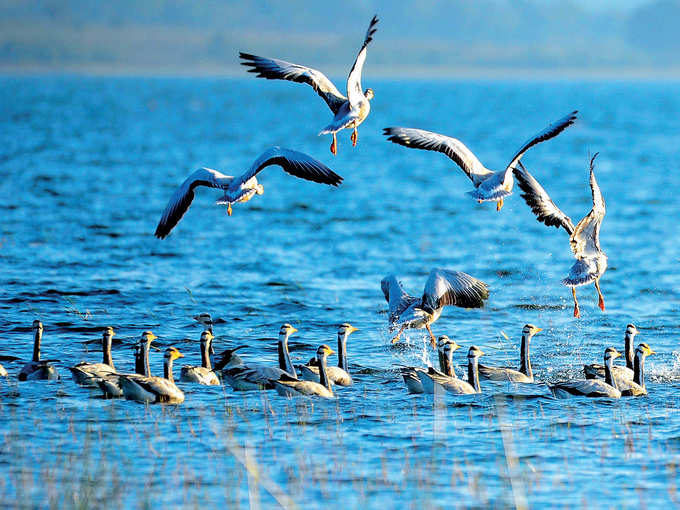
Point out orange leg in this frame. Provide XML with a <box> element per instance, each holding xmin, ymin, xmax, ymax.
<box><xmin>496</xmin><ymin>199</ymin><xmax>504</xmax><ymax>211</ymax></box>
<box><xmin>330</xmin><ymin>133</ymin><xmax>337</xmax><ymax>155</ymax></box>
<box><xmin>227</xmin><ymin>203</ymin><xmax>232</xmax><ymax>216</ymax></box>
<box><xmin>390</xmin><ymin>324</ymin><xmax>407</xmax><ymax>344</ymax></box>
<box><xmin>572</xmin><ymin>287</ymin><xmax>580</xmax><ymax>318</ymax></box>
<box><xmin>425</xmin><ymin>324</ymin><xmax>437</xmax><ymax>348</ymax></box>
<box><xmin>595</xmin><ymin>279</ymin><xmax>605</xmax><ymax>311</ymax></box>
<box><xmin>351</xmin><ymin>128</ymin><xmax>358</xmax><ymax>146</ymax></box>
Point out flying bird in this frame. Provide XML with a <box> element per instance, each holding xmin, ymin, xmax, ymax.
<box><xmin>513</xmin><ymin>154</ymin><xmax>606</xmax><ymax>318</ymax></box>
<box><xmin>381</xmin><ymin>268</ymin><xmax>489</xmax><ymax>347</ymax></box>
<box><xmin>383</xmin><ymin>110</ymin><xmax>577</xmax><ymax>211</ymax></box>
<box><xmin>240</xmin><ymin>15</ymin><xmax>378</xmax><ymax>155</ymax></box>
<box><xmin>154</xmin><ymin>147</ymin><xmax>342</xmax><ymax>239</ymax></box>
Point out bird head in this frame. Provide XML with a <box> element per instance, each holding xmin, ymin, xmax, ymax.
<box><xmin>365</xmin><ymin>88</ymin><xmax>374</xmax><ymax>100</ymax></box>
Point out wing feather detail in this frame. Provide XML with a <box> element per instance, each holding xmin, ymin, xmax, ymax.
<box><xmin>383</xmin><ymin>127</ymin><xmax>492</xmax><ymax>184</ymax></box>
<box><xmin>421</xmin><ymin>268</ymin><xmax>489</xmax><ymax>312</ymax></box>
<box><xmin>155</xmin><ymin>168</ymin><xmax>233</xmax><ymax>239</ymax></box>
<box><xmin>239</xmin><ymin>52</ymin><xmax>346</xmax><ymax>114</ymax></box>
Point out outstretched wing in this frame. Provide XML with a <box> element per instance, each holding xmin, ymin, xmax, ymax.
<box><xmin>421</xmin><ymin>269</ymin><xmax>489</xmax><ymax>313</ymax></box>
<box><xmin>381</xmin><ymin>275</ymin><xmax>417</xmax><ymax>322</ymax></box>
<box><xmin>155</xmin><ymin>168</ymin><xmax>233</xmax><ymax>239</ymax></box>
<box><xmin>347</xmin><ymin>15</ymin><xmax>378</xmax><ymax>107</ymax></box>
<box><xmin>383</xmin><ymin>127</ymin><xmax>492</xmax><ymax>184</ymax></box>
<box><xmin>570</xmin><ymin>153</ymin><xmax>605</xmax><ymax>257</ymax></box>
<box><xmin>513</xmin><ymin>160</ymin><xmax>575</xmax><ymax>234</ymax></box>
<box><xmin>240</xmin><ymin>52</ymin><xmax>346</xmax><ymax>114</ymax></box>
<box><xmin>505</xmin><ymin>110</ymin><xmax>578</xmax><ymax>171</ymax></box>
<box><xmin>230</xmin><ymin>146</ymin><xmax>343</xmax><ymax>189</ymax></box>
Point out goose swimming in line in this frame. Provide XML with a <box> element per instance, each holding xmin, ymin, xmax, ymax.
<box><xmin>616</xmin><ymin>343</ymin><xmax>655</xmax><ymax>397</ymax></box>
<box><xmin>550</xmin><ymin>347</ymin><xmax>621</xmax><ymax>398</ymax></box>
<box><xmin>154</xmin><ymin>147</ymin><xmax>343</xmax><ymax>239</ymax></box>
<box><xmin>221</xmin><ymin>324</ymin><xmax>298</xmax><ymax>391</ymax></box>
<box><xmin>240</xmin><ymin>16</ymin><xmax>378</xmax><ymax>155</ymax></box>
<box><xmin>427</xmin><ymin>345</ymin><xmax>485</xmax><ymax>395</ymax></box>
<box><xmin>96</xmin><ymin>331</ymin><xmax>155</xmax><ymax>398</ymax></box>
<box><xmin>383</xmin><ymin>110</ymin><xmax>577</xmax><ymax>211</ymax></box>
<box><xmin>415</xmin><ymin>336</ymin><xmax>462</xmax><ymax>394</ymax></box>
<box><xmin>180</xmin><ymin>330</ymin><xmax>220</xmax><ymax>385</ymax></box>
<box><xmin>18</xmin><ymin>320</ymin><xmax>59</xmax><ymax>381</ymax></box>
<box><xmin>399</xmin><ymin>336</ymin><xmax>459</xmax><ymax>394</ymax></box>
<box><xmin>298</xmin><ymin>323</ymin><xmax>358</xmax><ymax>386</ymax></box>
<box><xmin>584</xmin><ymin>324</ymin><xmax>639</xmax><ymax>381</ymax></box>
<box><xmin>478</xmin><ymin>324</ymin><xmax>542</xmax><ymax>383</ymax></box>
<box><xmin>69</xmin><ymin>327</ymin><xmax>117</xmax><ymax>387</ymax></box>
<box><xmin>381</xmin><ymin>268</ymin><xmax>489</xmax><ymax>347</ymax></box>
<box><xmin>273</xmin><ymin>345</ymin><xmax>336</xmax><ymax>398</ymax></box>
<box><xmin>513</xmin><ymin>154</ymin><xmax>606</xmax><ymax>318</ymax></box>
<box><xmin>120</xmin><ymin>347</ymin><xmax>185</xmax><ymax>404</ymax></box>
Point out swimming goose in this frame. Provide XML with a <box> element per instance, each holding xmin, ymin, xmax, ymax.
<box><xmin>298</xmin><ymin>323</ymin><xmax>358</xmax><ymax>386</ymax></box>
<box><xmin>434</xmin><ymin>346</ymin><xmax>486</xmax><ymax>395</ymax></box>
<box><xmin>180</xmin><ymin>330</ymin><xmax>220</xmax><ymax>385</ymax></box>
<box><xmin>222</xmin><ymin>324</ymin><xmax>298</xmax><ymax>391</ymax></box>
<box><xmin>120</xmin><ymin>347</ymin><xmax>185</xmax><ymax>404</ymax></box>
<box><xmin>382</xmin><ymin>268</ymin><xmax>489</xmax><ymax>347</ymax></box>
<box><xmin>584</xmin><ymin>324</ymin><xmax>638</xmax><ymax>381</ymax></box>
<box><xmin>383</xmin><ymin>110</ymin><xmax>577</xmax><ymax>211</ymax></box>
<box><xmin>273</xmin><ymin>345</ymin><xmax>335</xmax><ymax>398</ymax></box>
<box><xmin>513</xmin><ymin>154</ymin><xmax>606</xmax><ymax>318</ymax></box>
<box><xmin>96</xmin><ymin>331</ymin><xmax>155</xmax><ymax>398</ymax></box>
<box><xmin>415</xmin><ymin>336</ymin><xmax>462</xmax><ymax>394</ymax></box>
<box><xmin>154</xmin><ymin>147</ymin><xmax>343</xmax><ymax>239</ymax></box>
<box><xmin>18</xmin><ymin>320</ymin><xmax>59</xmax><ymax>381</ymax></box>
<box><xmin>69</xmin><ymin>327</ymin><xmax>117</xmax><ymax>387</ymax></box>
<box><xmin>550</xmin><ymin>347</ymin><xmax>621</xmax><ymax>398</ymax></box>
<box><xmin>400</xmin><ymin>336</ymin><xmax>458</xmax><ymax>393</ymax></box>
<box><xmin>240</xmin><ymin>16</ymin><xmax>378</xmax><ymax>155</ymax></box>
<box><xmin>478</xmin><ymin>324</ymin><xmax>542</xmax><ymax>383</ymax></box>
<box><xmin>616</xmin><ymin>343</ymin><xmax>655</xmax><ymax>397</ymax></box>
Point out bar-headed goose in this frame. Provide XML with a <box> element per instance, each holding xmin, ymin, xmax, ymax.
<box><xmin>154</xmin><ymin>147</ymin><xmax>343</xmax><ymax>239</ymax></box>
<box><xmin>384</xmin><ymin>111</ymin><xmax>577</xmax><ymax>211</ymax></box>
<box><xmin>513</xmin><ymin>154</ymin><xmax>607</xmax><ymax>318</ymax></box>
<box><xmin>382</xmin><ymin>268</ymin><xmax>489</xmax><ymax>347</ymax></box>
<box><xmin>240</xmin><ymin>16</ymin><xmax>378</xmax><ymax>155</ymax></box>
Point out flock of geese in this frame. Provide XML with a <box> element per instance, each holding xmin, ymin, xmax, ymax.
<box><xmin>3</xmin><ymin>15</ymin><xmax>659</xmax><ymax>405</ymax></box>
<box><xmin>1</xmin><ymin>316</ymin><xmax>657</xmax><ymax>403</ymax></box>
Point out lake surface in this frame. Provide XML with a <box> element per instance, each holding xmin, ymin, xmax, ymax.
<box><xmin>1</xmin><ymin>76</ymin><xmax>679</xmax><ymax>509</ymax></box>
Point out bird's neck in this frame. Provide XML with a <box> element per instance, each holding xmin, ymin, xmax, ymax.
<box><xmin>633</xmin><ymin>352</ymin><xmax>646</xmax><ymax>389</ymax></box>
<box><xmin>520</xmin><ymin>333</ymin><xmax>532</xmax><ymax>379</ymax></box>
<box><xmin>142</xmin><ymin>343</ymin><xmax>151</xmax><ymax>377</ymax></box>
<box><xmin>102</xmin><ymin>335</ymin><xmax>115</xmax><ymax>369</ymax></box>
<box><xmin>468</xmin><ymin>357</ymin><xmax>481</xmax><ymax>393</ymax></box>
<box><xmin>164</xmin><ymin>356</ymin><xmax>175</xmax><ymax>383</ymax></box>
<box><xmin>624</xmin><ymin>332</ymin><xmax>636</xmax><ymax>370</ymax></box>
<box><xmin>317</xmin><ymin>354</ymin><xmax>332</xmax><ymax>393</ymax></box>
<box><xmin>32</xmin><ymin>329</ymin><xmax>41</xmax><ymax>362</ymax></box>
<box><xmin>337</xmin><ymin>333</ymin><xmax>349</xmax><ymax>372</ymax></box>
<box><xmin>604</xmin><ymin>358</ymin><xmax>618</xmax><ymax>390</ymax></box>
<box><xmin>278</xmin><ymin>334</ymin><xmax>295</xmax><ymax>378</ymax></box>
<box><xmin>201</xmin><ymin>340</ymin><xmax>212</xmax><ymax>370</ymax></box>
<box><xmin>134</xmin><ymin>347</ymin><xmax>144</xmax><ymax>375</ymax></box>
<box><xmin>441</xmin><ymin>351</ymin><xmax>454</xmax><ymax>377</ymax></box>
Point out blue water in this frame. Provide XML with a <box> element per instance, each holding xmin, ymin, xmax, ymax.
<box><xmin>1</xmin><ymin>76</ymin><xmax>680</xmax><ymax>509</ymax></box>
